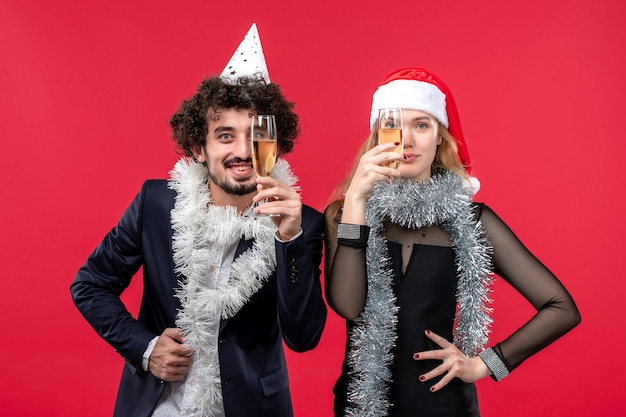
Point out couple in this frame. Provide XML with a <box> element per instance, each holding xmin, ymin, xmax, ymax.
<box><xmin>70</xmin><ymin>24</ymin><xmax>580</xmax><ymax>417</ymax></box>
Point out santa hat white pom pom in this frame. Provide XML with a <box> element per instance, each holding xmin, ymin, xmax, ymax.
<box><xmin>466</xmin><ymin>176</ymin><xmax>480</xmax><ymax>195</ymax></box>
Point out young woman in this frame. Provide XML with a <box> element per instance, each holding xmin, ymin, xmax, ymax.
<box><xmin>324</xmin><ymin>67</ymin><xmax>580</xmax><ymax>417</ymax></box>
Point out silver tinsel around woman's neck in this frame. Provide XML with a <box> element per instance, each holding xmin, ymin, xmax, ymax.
<box><xmin>345</xmin><ymin>170</ymin><xmax>494</xmax><ymax>417</ymax></box>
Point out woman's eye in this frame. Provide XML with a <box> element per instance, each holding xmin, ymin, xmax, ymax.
<box><xmin>417</xmin><ymin>123</ymin><xmax>427</xmax><ymax>129</ymax></box>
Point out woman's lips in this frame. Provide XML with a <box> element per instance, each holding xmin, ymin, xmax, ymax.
<box><xmin>402</xmin><ymin>153</ymin><xmax>418</xmax><ymax>162</ymax></box>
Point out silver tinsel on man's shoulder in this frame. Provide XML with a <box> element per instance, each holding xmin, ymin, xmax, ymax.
<box><xmin>167</xmin><ymin>157</ymin><xmax>296</xmax><ymax>417</ymax></box>
<box><xmin>345</xmin><ymin>171</ymin><xmax>494</xmax><ymax>417</ymax></box>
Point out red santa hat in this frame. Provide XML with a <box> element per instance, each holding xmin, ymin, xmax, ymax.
<box><xmin>370</xmin><ymin>67</ymin><xmax>479</xmax><ymax>191</ymax></box>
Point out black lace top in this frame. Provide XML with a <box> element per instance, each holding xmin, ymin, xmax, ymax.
<box><xmin>325</xmin><ymin>203</ymin><xmax>580</xmax><ymax>417</ymax></box>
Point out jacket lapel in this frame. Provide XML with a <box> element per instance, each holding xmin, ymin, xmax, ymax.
<box><xmin>219</xmin><ymin>238</ymin><xmax>255</xmax><ymax>332</ymax></box>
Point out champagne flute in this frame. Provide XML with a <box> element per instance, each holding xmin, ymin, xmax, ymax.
<box><xmin>250</xmin><ymin>114</ymin><xmax>279</xmax><ymax>216</ymax></box>
<box><xmin>377</xmin><ymin>108</ymin><xmax>404</xmax><ymax>205</ymax></box>
<box><xmin>377</xmin><ymin>108</ymin><xmax>404</xmax><ymax>168</ymax></box>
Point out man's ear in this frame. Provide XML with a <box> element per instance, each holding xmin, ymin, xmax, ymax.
<box><xmin>192</xmin><ymin>144</ymin><xmax>206</xmax><ymax>162</ymax></box>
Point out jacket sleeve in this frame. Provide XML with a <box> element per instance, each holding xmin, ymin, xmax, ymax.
<box><xmin>274</xmin><ymin>205</ymin><xmax>327</xmax><ymax>352</ymax></box>
<box><xmin>70</xmin><ymin>182</ymin><xmax>157</xmax><ymax>372</ymax></box>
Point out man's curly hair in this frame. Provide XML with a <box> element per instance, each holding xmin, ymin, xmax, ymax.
<box><xmin>170</xmin><ymin>76</ymin><xmax>300</xmax><ymax>157</ymax></box>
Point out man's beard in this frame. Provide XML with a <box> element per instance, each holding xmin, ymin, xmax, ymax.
<box><xmin>209</xmin><ymin>173</ymin><xmax>257</xmax><ymax>196</ymax></box>
<box><xmin>208</xmin><ymin>157</ymin><xmax>257</xmax><ymax>196</ymax></box>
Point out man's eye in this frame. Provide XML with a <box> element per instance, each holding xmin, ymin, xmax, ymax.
<box><xmin>218</xmin><ymin>134</ymin><xmax>232</xmax><ymax>140</ymax></box>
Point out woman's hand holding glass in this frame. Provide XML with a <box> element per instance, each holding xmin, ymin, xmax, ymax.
<box><xmin>341</xmin><ymin>138</ymin><xmax>403</xmax><ymax>225</ymax></box>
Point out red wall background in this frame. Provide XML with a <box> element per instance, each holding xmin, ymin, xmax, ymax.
<box><xmin>1</xmin><ymin>0</ymin><xmax>624</xmax><ymax>416</ymax></box>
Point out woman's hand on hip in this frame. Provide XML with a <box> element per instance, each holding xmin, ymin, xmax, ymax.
<box><xmin>412</xmin><ymin>329</ymin><xmax>492</xmax><ymax>392</ymax></box>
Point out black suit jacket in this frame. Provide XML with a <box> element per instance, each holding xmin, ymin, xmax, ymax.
<box><xmin>71</xmin><ymin>180</ymin><xmax>327</xmax><ymax>417</ymax></box>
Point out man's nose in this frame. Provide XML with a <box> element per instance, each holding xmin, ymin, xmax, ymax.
<box><xmin>236</xmin><ymin>133</ymin><xmax>252</xmax><ymax>156</ymax></box>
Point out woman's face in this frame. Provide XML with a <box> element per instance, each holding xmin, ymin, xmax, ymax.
<box><xmin>397</xmin><ymin>109</ymin><xmax>440</xmax><ymax>181</ymax></box>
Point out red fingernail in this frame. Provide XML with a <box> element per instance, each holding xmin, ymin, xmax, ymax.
<box><xmin>413</xmin><ymin>353</ymin><xmax>419</xmax><ymax>359</ymax></box>
<box><xmin>394</xmin><ymin>142</ymin><xmax>400</xmax><ymax>145</ymax></box>
<box><xmin>430</xmin><ymin>386</ymin><xmax>436</xmax><ymax>392</ymax></box>
<box><xmin>419</xmin><ymin>376</ymin><xmax>426</xmax><ymax>381</ymax></box>
<box><xmin>426</xmin><ymin>329</ymin><xmax>431</xmax><ymax>335</ymax></box>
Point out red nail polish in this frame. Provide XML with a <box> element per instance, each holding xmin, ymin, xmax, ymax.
<box><xmin>430</xmin><ymin>386</ymin><xmax>436</xmax><ymax>392</ymax></box>
<box><xmin>413</xmin><ymin>353</ymin><xmax>419</xmax><ymax>359</ymax></box>
<box><xmin>426</xmin><ymin>329</ymin><xmax>431</xmax><ymax>335</ymax></box>
<box><xmin>419</xmin><ymin>376</ymin><xmax>425</xmax><ymax>381</ymax></box>
<box><xmin>394</xmin><ymin>142</ymin><xmax>400</xmax><ymax>145</ymax></box>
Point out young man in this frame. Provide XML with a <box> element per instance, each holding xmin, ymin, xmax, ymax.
<box><xmin>70</xmin><ymin>24</ymin><xmax>326</xmax><ymax>417</ymax></box>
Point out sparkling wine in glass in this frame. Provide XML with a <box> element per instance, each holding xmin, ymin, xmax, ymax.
<box><xmin>377</xmin><ymin>108</ymin><xmax>404</xmax><ymax>168</ymax></box>
<box><xmin>251</xmin><ymin>114</ymin><xmax>278</xmax><ymax>216</ymax></box>
<box><xmin>377</xmin><ymin>108</ymin><xmax>404</xmax><ymax>206</ymax></box>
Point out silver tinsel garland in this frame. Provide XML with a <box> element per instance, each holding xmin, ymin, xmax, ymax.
<box><xmin>345</xmin><ymin>171</ymin><xmax>493</xmax><ymax>417</ymax></box>
<box><xmin>168</xmin><ymin>158</ymin><xmax>297</xmax><ymax>417</ymax></box>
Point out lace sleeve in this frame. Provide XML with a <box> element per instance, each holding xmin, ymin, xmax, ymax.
<box><xmin>479</xmin><ymin>203</ymin><xmax>581</xmax><ymax>372</ymax></box>
<box><xmin>324</xmin><ymin>206</ymin><xmax>368</xmax><ymax>320</ymax></box>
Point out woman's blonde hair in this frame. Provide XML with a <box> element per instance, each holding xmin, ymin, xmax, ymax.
<box><xmin>325</xmin><ymin>121</ymin><xmax>469</xmax><ymax>240</ymax></box>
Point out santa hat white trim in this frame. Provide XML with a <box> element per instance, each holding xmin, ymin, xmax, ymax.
<box><xmin>220</xmin><ymin>23</ymin><xmax>270</xmax><ymax>84</ymax></box>
<box><xmin>370</xmin><ymin>79</ymin><xmax>448</xmax><ymax>129</ymax></box>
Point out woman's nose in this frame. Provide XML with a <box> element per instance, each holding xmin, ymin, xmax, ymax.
<box><xmin>402</xmin><ymin>130</ymin><xmax>413</xmax><ymax>148</ymax></box>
